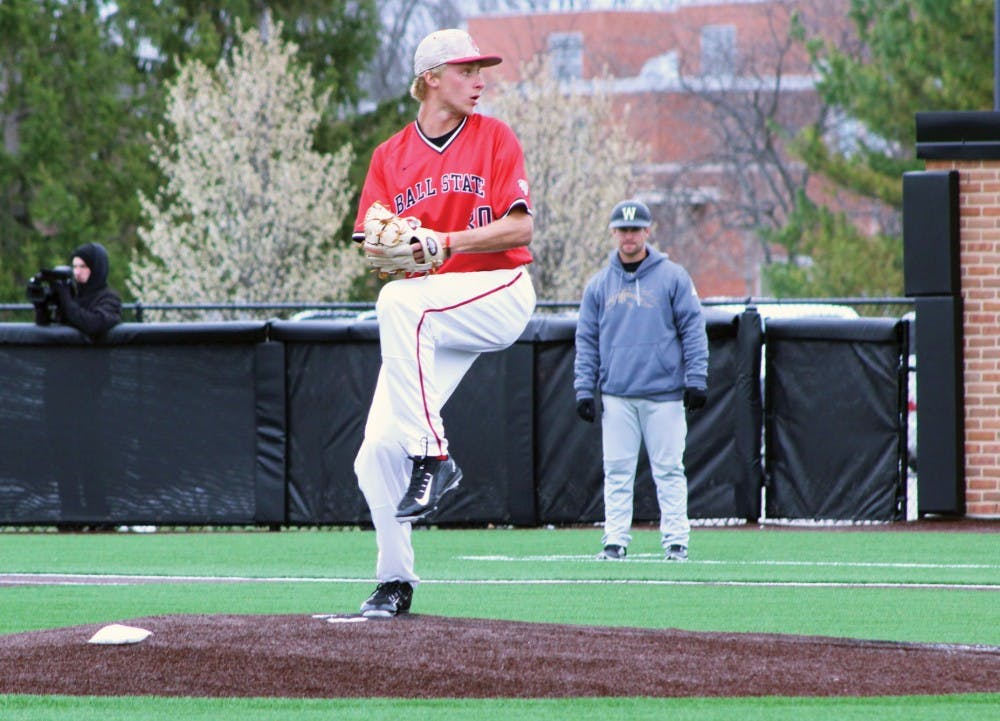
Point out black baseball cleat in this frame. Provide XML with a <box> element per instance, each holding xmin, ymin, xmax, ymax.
<box><xmin>360</xmin><ymin>581</ymin><xmax>413</xmax><ymax>618</ymax></box>
<box><xmin>596</xmin><ymin>544</ymin><xmax>627</xmax><ymax>560</ymax></box>
<box><xmin>394</xmin><ymin>455</ymin><xmax>463</xmax><ymax>523</ymax></box>
<box><xmin>664</xmin><ymin>544</ymin><xmax>689</xmax><ymax>562</ymax></box>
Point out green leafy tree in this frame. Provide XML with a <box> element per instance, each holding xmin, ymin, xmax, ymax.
<box><xmin>109</xmin><ymin>0</ymin><xmax>379</xmax><ymax>108</ymax></box>
<box><xmin>761</xmin><ymin>191</ymin><xmax>902</xmax><ymax>297</ymax></box>
<box><xmin>129</xmin><ymin>17</ymin><xmax>364</xmax><ymax>318</ymax></box>
<box><xmin>795</xmin><ymin>0</ymin><xmax>993</xmax><ymax>211</ymax></box>
<box><xmin>0</xmin><ymin>0</ymin><xmax>155</xmax><ymax>304</ymax></box>
<box><xmin>774</xmin><ymin>0</ymin><xmax>995</xmax><ymax>297</ymax></box>
<box><xmin>0</xmin><ymin>1</ymin><xmax>380</xmax><ymax>309</ymax></box>
<box><xmin>109</xmin><ymin>2</ymin><xmax>386</xmax><ymax>257</ymax></box>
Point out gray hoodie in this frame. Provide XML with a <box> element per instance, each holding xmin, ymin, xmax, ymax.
<box><xmin>574</xmin><ymin>245</ymin><xmax>708</xmax><ymax>402</ymax></box>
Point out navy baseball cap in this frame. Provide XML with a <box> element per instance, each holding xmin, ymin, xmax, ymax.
<box><xmin>609</xmin><ymin>199</ymin><xmax>652</xmax><ymax>229</ymax></box>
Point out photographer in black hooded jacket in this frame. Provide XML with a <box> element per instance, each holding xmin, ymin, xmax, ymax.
<box><xmin>33</xmin><ymin>242</ymin><xmax>122</xmax><ymax>336</ymax></box>
<box><xmin>45</xmin><ymin>344</ymin><xmax>115</xmax><ymax>524</ymax></box>
<box><xmin>33</xmin><ymin>243</ymin><xmax>122</xmax><ymax>526</ymax></box>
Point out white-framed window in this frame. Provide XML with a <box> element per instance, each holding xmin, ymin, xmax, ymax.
<box><xmin>548</xmin><ymin>32</ymin><xmax>584</xmax><ymax>81</ymax></box>
<box><xmin>700</xmin><ymin>24</ymin><xmax>736</xmax><ymax>77</ymax></box>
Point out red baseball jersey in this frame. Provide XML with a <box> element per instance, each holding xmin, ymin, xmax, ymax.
<box><xmin>353</xmin><ymin>113</ymin><xmax>533</xmax><ymax>273</ymax></box>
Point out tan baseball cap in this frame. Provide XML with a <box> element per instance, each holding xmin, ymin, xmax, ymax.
<box><xmin>413</xmin><ymin>29</ymin><xmax>502</xmax><ymax>77</ymax></box>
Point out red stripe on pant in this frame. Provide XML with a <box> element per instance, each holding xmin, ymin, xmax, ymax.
<box><xmin>415</xmin><ymin>270</ymin><xmax>525</xmax><ymax>456</ymax></box>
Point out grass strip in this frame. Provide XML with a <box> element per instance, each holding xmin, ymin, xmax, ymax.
<box><xmin>1</xmin><ymin>693</ymin><xmax>999</xmax><ymax>721</ymax></box>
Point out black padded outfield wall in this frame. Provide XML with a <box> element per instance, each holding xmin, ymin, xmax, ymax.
<box><xmin>0</xmin><ymin>322</ymin><xmax>284</xmax><ymax>526</ymax></box>
<box><xmin>267</xmin><ymin>312</ymin><xmax>756</xmax><ymax>526</ymax></box>
<box><xmin>271</xmin><ymin>320</ymin><xmax>380</xmax><ymax>526</ymax></box>
<box><xmin>902</xmin><ymin>168</ymin><xmax>966</xmax><ymax>515</ymax></box>
<box><xmin>688</xmin><ymin>309</ymin><xmax>763</xmax><ymax>521</ymax></box>
<box><xmin>911</xmin><ymin>296</ymin><xmax>965</xmax><ymax>514</ymax></box>
<box><xmin>0</xmin><ymin>312</ymin><xmax>906</xmax><ymax>526</ymax></box>
<box><xmin>529</xmin><ymin>315</ymin><xmax>605</xmax><ymax>524</ymax></box>
<box><xmin>732</xmin><ymin>309</ymin><xmax>764</xmax><ymax>519</ymax></box>
<box><xmin>763</xmin><ymin>318</ymin><xmax>908</xmax><ymax>521</ymax></box>
<box><xmin>270</xmin><ymin>319</ymin><xmax>535</xmax><ymax>526</ymax></box>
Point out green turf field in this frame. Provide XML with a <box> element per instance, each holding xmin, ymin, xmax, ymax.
<box><xmin>1</xmin><ymin>525</ymin><xmax>998</xmax><ymax>720</ymax></box>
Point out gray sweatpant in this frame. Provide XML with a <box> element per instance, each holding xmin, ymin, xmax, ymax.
<box><xmin>599</xmin><ymin>394</ymin><xmax>691</xmax><ymax>551</ymax></box>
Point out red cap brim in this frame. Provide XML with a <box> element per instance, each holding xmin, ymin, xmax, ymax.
<box><xmin>446</xmin><ymin>55</ymin><xmax>502</xmax><ymax>68</ymax></box>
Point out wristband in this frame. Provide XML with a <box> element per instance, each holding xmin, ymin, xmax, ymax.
<box><xmin>444</xmin><ymin>234</ymin><xmax>452</xmax><ymax>259</ymax></box>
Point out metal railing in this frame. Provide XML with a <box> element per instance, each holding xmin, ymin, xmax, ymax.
<box><xmin>0</xmin><ymin>297</ymin><xmax>913</xmax><ymax>323</ymax></box>
<box><xmin>701</xmin><ymin>296</ymin><xmax>914</xmax><ymax>319</ymax></box>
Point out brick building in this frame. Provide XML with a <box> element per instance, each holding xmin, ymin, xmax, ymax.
<box><xmin>468</xmin><ymin>0</ymin><xmax>872</xmax><ymax>298</ymax></box>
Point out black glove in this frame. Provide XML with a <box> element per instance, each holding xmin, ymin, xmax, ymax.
<box><xmin>683</xmin><ymin>387</ymin><xmax>707</xmax><ymax>412</ymax></box>
<box><xmin>576</xmin><ymin>397</ymin><xmax>596</xmax><ymax>423</ymax></box>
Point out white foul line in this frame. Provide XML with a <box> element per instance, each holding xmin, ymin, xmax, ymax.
<box><xmin>0</xmin><ymin>572</ymin><xmax>997</xmax><ymax>592</ymax></box>
<box><xmin>457</xmin><ymin>554</ymin><xmax>1000</xmax><ymax>570</ymax></box>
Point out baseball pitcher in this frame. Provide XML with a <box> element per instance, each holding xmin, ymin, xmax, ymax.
<box><xmin>351</xmin><ymin>29</ymin><xmax>535</xmax><ymax>617</ymax></box>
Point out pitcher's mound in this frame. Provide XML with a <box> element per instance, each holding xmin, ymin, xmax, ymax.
<box><xmin>1</xmin><ymin>614</ymin><xmax>998</xmax><ymax>698</ymax></box>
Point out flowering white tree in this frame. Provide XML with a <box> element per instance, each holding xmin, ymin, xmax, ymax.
<box><xmin>488</xmin><ymin>58</ymin><xmax>648</xmax><ymax>302</ymax></box>
<box><xmin>129</xmin><ymin>17</ymin><xmax>364</xmax><ymax>318</ymax></box>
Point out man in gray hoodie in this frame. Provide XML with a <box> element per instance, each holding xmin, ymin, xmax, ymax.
<box><xmin>574</xmin><ymin>199</ymin><xmax>708</xmax><ymax>562</ymax></box>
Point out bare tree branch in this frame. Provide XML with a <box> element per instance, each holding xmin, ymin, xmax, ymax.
<box><xmin>488</xmin><ymin>57</ymin><xmax>649</xmax><ymax>301</ymax></box>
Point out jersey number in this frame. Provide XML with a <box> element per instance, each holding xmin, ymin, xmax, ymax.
<box><xmin>471</xmin><ymin>206</ymin><xmax>493</xmax><ymax>229</ymax></box>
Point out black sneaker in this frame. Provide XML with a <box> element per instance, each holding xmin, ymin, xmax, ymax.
<box><xmin>394</xmin><ymin>456</ymin><xmax>463</xmax><ymax>523</ymax></box>
<box><xmin>359</xmin><ymin>581</ymin><xmax>413</xmax><ymax>618</ymax></box>
<box><xmin>665</xmin><ymin>544</ymin><xmax>688</xmax><ymax>562</ymax></box>
<box><xmin>596</xmin><ymin>544</ymin><xmax>627</xmax><ymax>560</ymax></box>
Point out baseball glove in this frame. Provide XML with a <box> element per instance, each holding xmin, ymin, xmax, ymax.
<box><xmin>362</xmin><ymin>201</ymin><xmax>447</xmax><ymax>276</ymax></box>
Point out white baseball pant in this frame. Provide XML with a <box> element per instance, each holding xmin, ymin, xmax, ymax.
<box><xmin>354</xmin><ymin>267</ymin><xmax>535</xmax><ymax>584</ymax></box>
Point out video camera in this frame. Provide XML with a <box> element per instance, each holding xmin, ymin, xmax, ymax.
<box><xmin>26</xmin><ymin>265</ymin><xmax>74</xmax><ymax>307</ymax></box>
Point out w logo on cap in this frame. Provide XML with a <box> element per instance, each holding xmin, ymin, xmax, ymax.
<box><xmin>609</xmin><ymin>199</ymin><xmax>651</xmax><ymax>228</ymax></box>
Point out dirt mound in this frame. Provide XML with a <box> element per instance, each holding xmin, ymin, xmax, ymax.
<box><xmin>1</xmin><ymin>614</ymin><xmax>998</xmax><ymax>698</ymax></box>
